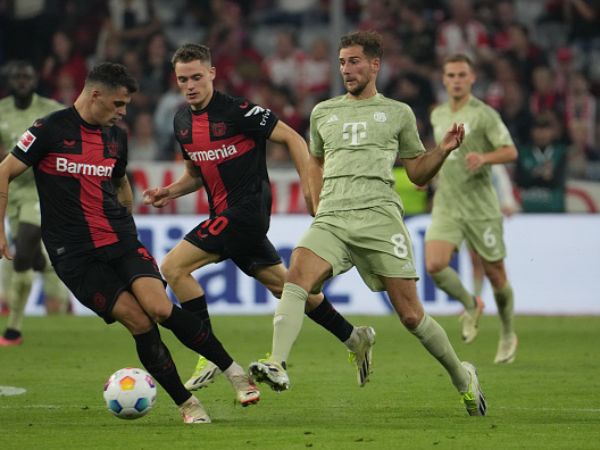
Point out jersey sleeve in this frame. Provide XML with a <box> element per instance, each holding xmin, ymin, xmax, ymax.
<box><xmin>173</xmin><ymin>107</ymin><xmax>192</xmax><ymax>160</ymax></box>
<box><xmin>11</xmin><ymin>118</ymin><xmax>54</xmax><ymax>166</ymax></box>
<box><xmin>484</xmin><ymin>108</ymin><xmax>515</xmax><ymax>150</ymax></box>
<box><xmin>309</xmin><ymin>105</ymin><xmax>324</xmax><ymax>157</ymax></box>
<box><xmin>178</xmin><ymin>142</ymin><xmax>190</xmax><ymax>160</ymax></box>
<box><xmin>234</xmin><ymin>98</ymin><xmax>279</xmax><ymax>139</ymax></box>
<box><xmin>112</xmin><ymin>129</ymin><xmax>128</xmax><ymax>178</ymax></box>
<box><xmin>397</xmin><ymin>104</ymin><xmax>425</xmax><ymax>158</ymax></box>
<box><xmin>173</xmin><ymin>122</ymin><xmax>190</xmax><ymax>161</ymax></box>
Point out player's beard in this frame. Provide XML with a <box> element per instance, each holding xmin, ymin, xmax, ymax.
<box><xmin>13</xmin><ymin>91</ymin><xmax>34</xmax><ymax>109</ymax></box>
<box><xmin>346</xmin><ymin>78</ymin><xmax>368</xmax><ymax>97</ymax></box>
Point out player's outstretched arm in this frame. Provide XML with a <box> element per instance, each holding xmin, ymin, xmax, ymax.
<box><xmin>465</xmin><ymin>145</ymin><xmax>518</xmax><ymax>172</ymax></box>
<box><xmin>268</xmin><ymin>120</ymin><xmax>313</xmax><ymax>213</ymax></box>
<box><xmin>402</xmin><ymin>123</ymin><xmax>464</xmax><ymax>186</ymax></box>
<box><xmin>143</xmin><ymin>161</ymin><xmax>203</xmax><ymax>208</ymax></box>
<box><xmin>0</xmin><ymin>154</ymin><xmax>29</xmax><ymax>259</ymax></box>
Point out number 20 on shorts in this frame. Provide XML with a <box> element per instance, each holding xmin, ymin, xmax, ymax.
<box><xmin>197</xmin><ymin>216</ymin><xmax>229</xmax><ymax>238</ymax></box>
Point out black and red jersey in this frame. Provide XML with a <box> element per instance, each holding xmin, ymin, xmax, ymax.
<box><xmin>11</xmin><ymin>107</ymin><xmax>137</xmax><ymax>262</ymax></box>
<box><xmin>174</xmin><ymin>90</ymin><xmax>279</xmax><ymax>218</ymax></box>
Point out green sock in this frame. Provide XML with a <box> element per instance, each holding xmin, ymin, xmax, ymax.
<box><xmin>494</xmin><ymin>282</ymin><xmax>514</xmax><ymax>337</ymax></box>
<box><xmin>7</xmin><ymin>269</ymin><xmax>34</xmax><ymax>331</ymax></box>
<box><xmin>271</xmin><ymin>282</ymin><xmax>307</xmax><ymax>364</ymax></box>
<box><xmin>1</xmin><ymin>258</ymin><xmax>13</xmax><ymax>299</ymax></box>
<box><xmin>431</xmin><ymin>267</ymin><xmax>476</xmax><ymax>310</ymax></box>
<box><xmin>410</xmin><ymin>314</ymin><xmax>469</xmax><ymax>392</ymax></box>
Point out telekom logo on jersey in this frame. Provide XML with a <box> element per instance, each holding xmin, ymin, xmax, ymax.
<box><xmin>55</xmin><ymin>157</ymin><xmax>114</xmax><ymax>177</ymax></box>
<box><xmin>342</xmin><ymin>122</ymin><xmax>367</xmax><ymax>145</ymax></box>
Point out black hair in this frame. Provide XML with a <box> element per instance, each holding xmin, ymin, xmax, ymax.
<box><xmin>86</xmin><ymin>62</ymin><xmax>138</xmax><ymax>93</ymax></box>
<box><xmin>8</xmin><ymin>60</ymin><xmax>35</xmax><ymax>72</ymax></box>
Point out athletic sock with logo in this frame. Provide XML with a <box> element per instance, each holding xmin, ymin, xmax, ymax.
<box><xmin>410</xmin><ymin>313</ymin><xmax>470</xmax><ymax>392</ymax></box>
<box><xmin>306</xmin><ymin>295</ymin><xmax>353</xmax><ymax>342</ymax></box>
<box><xmin>6</xmin><ymin>269</ymin><xmax>34</xmax><ymax>333</ymax></box>
<box><xmin>180</xmin><ymin>295</ymin><xmax>212</xmax><ymax>331</ymax></box>
<box><xmin>133</xmin><ymin>325</ymin><xmax>191</xmax><ymax>405</ymax></box>
<box><xmin>494</xmin><ymin>282</ymin><xmax>514</xmax><ymax>337</ymax></box>
<box><xmin>271</xmin><ymin>282</ymin><xmax>307</xmax><ymax>364</ymax></box>
<box><xmin>160</xmin><ymin>304</ymin><xmax>234</xmax><ymax>371</ymax></box>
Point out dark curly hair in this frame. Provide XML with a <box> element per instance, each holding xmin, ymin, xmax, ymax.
<box><xmin>86</xmin><ymin>62</ymin><xmax>138</xmax><ymax>93</ymax></box>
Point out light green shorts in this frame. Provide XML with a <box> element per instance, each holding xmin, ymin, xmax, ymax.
<box><xmin>297</xmin><ymin>204</ymin><xmax>418</xmax><ymax>292</ymax></box>
<box><xmin>7</xmin><ymin>197</ymin><xmax>42</xmax><ymax>230</ymax></box>
<box><xmin>425</xmin><ymin>212</ymin><xmax>506</xmax><ymax>262</ymax></box>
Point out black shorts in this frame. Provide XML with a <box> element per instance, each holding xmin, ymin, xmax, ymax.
<box><xmin>184</xmin><ymin>208</ymin><xmax>281</xmax><ymax>276</ymax></box>
<box><xmin>53</xmin><ymin>240</ymin><xmax>164</xmax><ymax>324</ymax></box>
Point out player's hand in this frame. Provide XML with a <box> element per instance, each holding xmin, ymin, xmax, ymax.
<box><xmin>440</xmin><ymin>123</ymin><xmax>465</xmax><ymax>153</ymax></box>
<box><xmin>142</xmin><ymin>187</ymin><xmax>171</xmax><ymax>208</ymax></box>
<box><xmin>0</xmin><ymin>233</ymin><xmax>13</xmax><ymax>260</ymax></box>
<box><xmin>501</xmin><ymin>204</ymin><xmax>518</xmax><ymax>218</ymax></box>
<box><xmin>465</xmin><ymin>152</ymin><xmax>485</xmax><ymax>172</ymax></box>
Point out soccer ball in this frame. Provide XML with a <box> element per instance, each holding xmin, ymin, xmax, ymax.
<box><xmin>103</xmin><ymin>368</ymin><xmax>157</xmax><ymax>420</ymax></box>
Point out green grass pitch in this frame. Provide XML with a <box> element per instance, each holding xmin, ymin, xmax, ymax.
<box><xmin>1</xmin><ymin>314</ymin><xmax>599</xmax><ymax>449</ymax></box>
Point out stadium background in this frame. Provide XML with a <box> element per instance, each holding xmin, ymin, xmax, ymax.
<box><xmin>1</xmin><ymin>0</ymin><xmax>599</xmax><ymax>315</ymax></box>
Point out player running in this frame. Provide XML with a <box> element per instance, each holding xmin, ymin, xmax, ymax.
<box><xmin>143</xmin><ymin>43</ymin><xmax>375</xmax><ymax>392</ymax></box>
<box><xmin>249</xmin><ymin>31</ymin><xmax>486</xmax><ymax>416</ymax></box>
<box><xmin>425</xmin><ymin>54</ymin><xmax>518</xmax><ymax>363</ymax></box>
<box><xmin>0</xmin><ymin>61</ymin><xmax>70</xmax><ymax>346</ymax></box>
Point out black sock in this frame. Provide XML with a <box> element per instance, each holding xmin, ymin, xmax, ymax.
<box><xmin>306</xmin><ymin>296</ymin><xmax>354</xmax><ymax>342</ymax></box>
<box><xmin>133</xmin><ymin>326</ymin><xmax>190</xmax><ymax>405</ymax></box>
<box><xmin>3</xmin><ymin>328</ymin><xmax>22</xmax><ymax>340</ymax></box>
<box><xmin>180</xmin><ymin>295</ymin><xmax>212</xmax><ymax>331</ymax></box>
<box><xmin>160</xmin><ymin>305</ymin><xmax>234</xmax><ymax>371</ymax></box>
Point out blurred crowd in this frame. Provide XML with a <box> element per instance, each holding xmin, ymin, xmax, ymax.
<box><xmin>1</xmin><ymin>0</ymin><xmax>599</xmax><ymax>209</ymax></box>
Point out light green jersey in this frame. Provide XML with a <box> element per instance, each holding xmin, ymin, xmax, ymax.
<box><xmin>310</xmin><ymin>93</ymin><xmax>425</xmax><ymax>214</ymax></box>
<box><xmin>0</xmin><ymin>94</ymin><xmax>63</xmax><ymax>203</ymax></box>
<box><xmin>430</xmin><ymin>96</ymin><xmax>514</xmax><ymax>220</ymax></box>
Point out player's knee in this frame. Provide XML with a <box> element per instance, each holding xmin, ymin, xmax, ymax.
<box><xmin>425</xmin><ymin>259</ymin><xmax>446</xmax><ymax>276</ymax></box>
<box><xmin>115</xmin><ymin>303</ymin><xmax>154</xmax><ymax>334</ymax></box>
<box><xmin>144</xmin><ymin>301</ymin><xmax>173</xmax><ymax>324</ymax></box>
<box><xmin>487</xmin><ymin>272</ymin><xmax>507</xmax><ymax>290</ymax></box>
<box><xmin>483</xmin><ymin>262</ymin><xmax>506</xmax><ymax>288</ymax></box>
<box><xmin>268</xmin><ymin>284</ymin><xmax>283</xmax><ymax>299</ymax></box>
<box><xmin>127</xmin><ymin>313</ymin><xmax>155</xmax><ymax>335</ymax></box>
<box><xmin>305</xmin><ymin>292</ymin><xmax>324</xmax><ymax>311</ymax></box>
<box><xmin>286</xmin><ymin>264</ymin><xmax>310</xmax><ymax>287</ymax></box>
<box><xmin>399</xmin><ymin>312</ymin><xmax>421</xmax><ymax>330</ymax></box>
<box><xmin>160</xmin><ymin>260</ymin><xmax>182</xmax><ymax>285</ymax></box>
